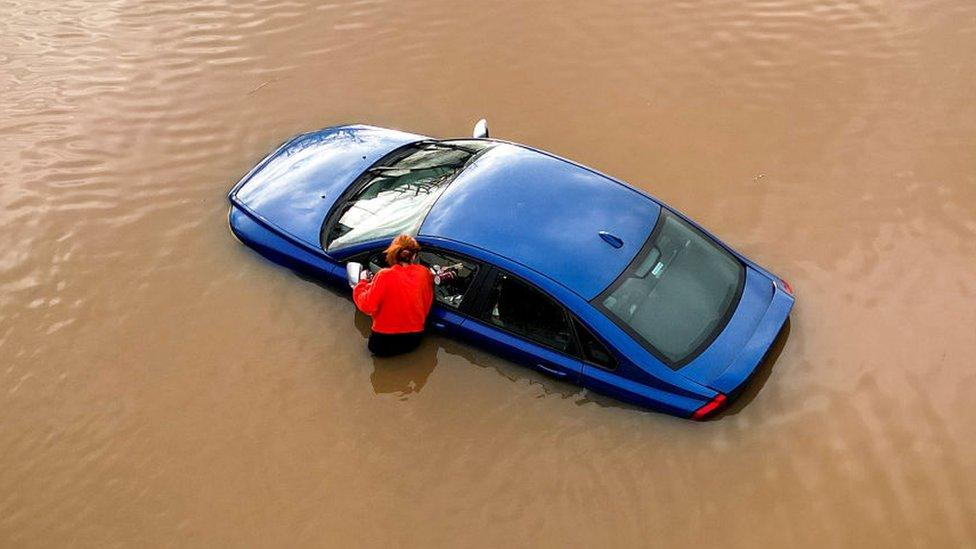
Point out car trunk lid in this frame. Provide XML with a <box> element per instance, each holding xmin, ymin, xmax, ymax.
<box><xmin>678</xmin><ymin>267</ymin><xmax>793</xmax><ymax>393</ymax></box>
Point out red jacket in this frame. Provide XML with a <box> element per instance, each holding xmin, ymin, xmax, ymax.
<box><xmin>353</xmin><ymin>264</ymin><xmax>434</xmax><ymax>334</ymax></box>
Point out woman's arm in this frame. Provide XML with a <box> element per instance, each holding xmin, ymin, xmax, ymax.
<box><xmin>353</xmin><ymin>270</ymin><xmax>385</xmax><ymax>315</ymax></box>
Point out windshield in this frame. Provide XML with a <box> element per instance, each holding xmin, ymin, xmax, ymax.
<box><xmin>323</xmin><ymin>140</ymin><xmax>492</xmax><ymax>251</ymax></box>
<box><xmin>595</xmin><ymin>210</ymin><xmax>744</xmax><ymax>367</ymax></box>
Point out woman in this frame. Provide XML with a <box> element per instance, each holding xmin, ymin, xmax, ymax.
<box><xmin>353</xmin><ymin>235</ymin><xmax>434</xmax><ymax>356</ymax></box>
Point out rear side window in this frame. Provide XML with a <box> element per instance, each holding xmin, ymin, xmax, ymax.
<box><xmin>481</xmin><ymin>273</ymin><xmax>574</xmax><ymax>353</ymax></box>
<box><xmin>574</xmin><ymin>320</ymin><xmax>617</xmax><ymax>371</ymax></box>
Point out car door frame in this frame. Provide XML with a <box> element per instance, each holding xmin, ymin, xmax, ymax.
<box><xmin>459</xmin><ymin>265</ymin><xmax>585</xmax><ymax>384</ymax></box>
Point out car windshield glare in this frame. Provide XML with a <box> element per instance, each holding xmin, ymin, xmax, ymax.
<box><xmin>324</xmin><ymin>140</ymin><xmax>491</xmax><ymax>251</ymax></box>
<box><xmin>595</xmin><ymin>210</ymin><xmax>744</xmax><ymax>366</ymax></box>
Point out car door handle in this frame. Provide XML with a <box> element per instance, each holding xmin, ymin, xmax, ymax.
<box><xmin>431</xmin><ymin>321</ymin><xmax>447</xmax><ymax>330</ymax></box>
<box><xmin>535</xmin><ymin>363</ymin><xmax>567</xmax><ymax>378</ymax></box>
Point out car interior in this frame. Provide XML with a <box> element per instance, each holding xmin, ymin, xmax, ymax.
<box><xmin>365</xmin><ymin>249</ymin><xmax>478</xmax><ymax>309</ymax></box>
<box><xmin>487</xmin><ymin>274</ymin><xmax>573</xmax><ymax>352</ymax></box>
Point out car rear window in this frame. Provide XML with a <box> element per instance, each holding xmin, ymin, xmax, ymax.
<box><xmin>594</xmin><ymin>210</ymin><xmax>744</xmax><ymax>367</ymax></box>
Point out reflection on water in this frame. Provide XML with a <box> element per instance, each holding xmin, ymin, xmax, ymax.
<box><xmin>352</xmin><ymin>300</ymin><xmax>437</xmax><ymax>396</ymax></box>
<box><xmin>369</xmin><ymin>340</ymin><xmax>438</xmax><ymax>397</ymax></box>
<box><xmin>2</xmin><ymin>0</ymin><xmax>976</xmax><ymax>546</ymax></box>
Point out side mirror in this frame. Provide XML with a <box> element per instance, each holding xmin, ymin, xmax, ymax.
<box><xmin>472</xmin><ymin>118</ymin><xmax>489</xmax><ymax>139</ymax></box>
<box><xmin>345</xmin><ymin>262</ymin><xmax>363</xmax><ymax>288</ymax></box>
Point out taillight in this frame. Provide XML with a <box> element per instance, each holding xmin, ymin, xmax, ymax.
<box><xmin>777</xmin><ymin>278</ymin><xmax>794</xmax><ymax>296</ymax></box>
<box><xmin>692</xmin><ymin>393</ymin><xmax>727</xmax><ymax>420</ymax></box>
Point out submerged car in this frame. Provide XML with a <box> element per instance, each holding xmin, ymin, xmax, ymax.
<box><xmin>227</xmin><ymin>121</ymin><xmax>794</xmax><ymax>420</ymax></box>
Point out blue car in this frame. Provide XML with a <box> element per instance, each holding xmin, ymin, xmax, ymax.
<box><xmin>227</xmin><ymin>122</ymin><xmax>794</xmax><ymax>420</ymax></box>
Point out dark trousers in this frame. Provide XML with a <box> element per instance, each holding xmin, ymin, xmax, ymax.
<box><xmin>368</xmin><ymin>331</ymin><xmax>423</xmax><ymax>357</ymax></box>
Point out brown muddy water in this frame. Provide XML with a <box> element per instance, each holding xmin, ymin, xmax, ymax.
<box><xmin>2</xmin><ymin>0</ymin><xmax>975</xmax><ymax>547</ymax></box>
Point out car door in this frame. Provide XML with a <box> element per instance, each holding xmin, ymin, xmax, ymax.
<box><xmin>458</xmin><ymin>269</ymin><xmax>584</xmax><ymax>384</ymax></box>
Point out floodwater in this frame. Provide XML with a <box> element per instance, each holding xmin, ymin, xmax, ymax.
<box><xmin>1</xmin><ymin>0</ymin><xmax>974</xmax><ymax>546</ymax></box>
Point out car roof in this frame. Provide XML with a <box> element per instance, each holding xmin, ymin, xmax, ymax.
<box><xmin>418</xmin><ymin>143</ymin><xmax>661</xmax><ymax>300</ymax></box>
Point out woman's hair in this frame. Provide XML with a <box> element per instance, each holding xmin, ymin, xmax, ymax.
<box><xmin>385</xmin><ymin>234</ymin><xmax>421</xmax><ymax>266</ymax></box>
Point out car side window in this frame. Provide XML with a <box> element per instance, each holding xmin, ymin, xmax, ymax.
<box><xmin>481</xmin><ymin>272</ymin><xmax>574</xmax><ymax>353</ymax></box>
<box><xmin>417</xmin><ymin>250</ymin><xmax>479</xmax><ymax>309</ymax></box>
<box><xmin>362</xmin><ymin>249</ymin><xmax>479</xmax><ymax>310</ymax></box>
<box><xmin>574</xmin><ymin>319</ymin><xmax>617</xmax><ymax>371</ymax></box>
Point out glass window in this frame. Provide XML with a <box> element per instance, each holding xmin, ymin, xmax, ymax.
<box><xmin>574</xmin><ymin>320</ymin><xmax>616</xmax><ymax>371</ymax></box>
<box><xmin>418</xmin><ymin>250</ymin><xmax>479</xmax><ymax>309</ymax></box>
<box><xmin>482</xmin><ymin>273</ymin><xmax>574</xmax><ymax>353</ymax></box>
<box><xmin>323</xmin><ymin>140</ymin><xmax>492</xmax><ymax>251</ymax></box>
<box><xmin>596</xmin><ymin>210</ymin><xmax>744</xmax><ymax>366</ymax></box>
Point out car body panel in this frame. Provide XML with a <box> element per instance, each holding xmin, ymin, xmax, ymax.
<box><xmin>230</xmin><ymin>125</ymin><xmax>426</xmax><ymax>251</ymax></box>
<box><xmin>419</xmin><ymin>144</ymin><xmax>661</xmax><ymax>300</ymax></box>
<box><xmin>580</xmin><ymin>365</ymin><xmax>714</xmax><ymax>417</ymax></box>
<box><xmin>426</xmin><ymin>306</ymin><xmax>468</xmax><ymax>339</ymax></box>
